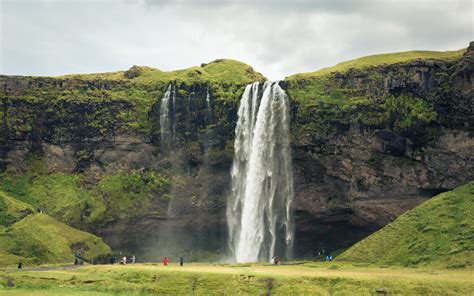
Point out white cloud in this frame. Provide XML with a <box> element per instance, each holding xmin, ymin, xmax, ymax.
<box><xmin>1</xmin><ymin>0</ymin><xmax>472</xmax><ymax>80</ymax></box>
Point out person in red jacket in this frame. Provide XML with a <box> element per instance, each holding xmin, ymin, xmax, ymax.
<box><xmin>163</xmin><ymin>257</ymin><xmax>169</xmax><ymax>266</ymax></box>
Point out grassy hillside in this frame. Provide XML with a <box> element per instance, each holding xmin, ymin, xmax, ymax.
<box><xmin>288</xmin><ymin>48</ymin><xmax>465</xmax><ymax>79</ymax></box>
<box><xmin>338</xmin><ymin>181</ymin><xmax>474</xmax><ymax>268</ymax></box>
<box><xmin>0</xmin><ymin>214</ymin><xmax>111</xmax><ymax>267</ymax></box>
<box><xmin>60</xmin><ymin>59</ymin><xmax>265</xmax><ymax>86</ymax></box>
<box><xmin>0</xmin><ymin>191</ymin><xmax>34</xmax><ymax>227</ymax></box>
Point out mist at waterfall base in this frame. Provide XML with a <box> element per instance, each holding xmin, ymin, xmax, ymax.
<box><xmin>227</xmin><ymin>82</ymin><xmax>294</xmax><ymax>263</ymax></box>
<box><xmin>133</xmin><ymin>82</ymin><xmax>293</xmax><ymax>263</ymax></box>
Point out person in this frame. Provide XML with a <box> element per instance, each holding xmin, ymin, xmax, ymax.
<box><xmin>163</xmin><ymin>257</ymin><xmax>169</xmax><ymax>266</ymax></box>
<box><xmin>131</xmin><ymin>255</ymin><xmax>136</xmax><ymax>264</ymax></box>
<box><xmin>274</xmin><ymin>256</ymin><xmax>279</xmax><ymax>265</ymax></box>
<box><xmin>329</xmin><ymin>255</ymin><xmax>333</xmax><ymax>261</ymax></box>
<box><xmin>271</xmin><ymin>256</ymin><xmax>275</xmax><ymax>265</ymax></box>
<box><xmin>74</xmin><ymin>252</ymin><xmax>82</xmax><ymax>265</ymax></box>
<box><xmin>179</xmin><ymin>256</ymin><xmax>184</xmax><ymax>266</ymax></box>
<box><xmin>122</xmin><ymin>256</ymin><xmax>127</xmax><ymax>265</ymax></box>
<box><xmin>17</xmin><ymin>260</ymin><xmax>22</xmax><ymax>269</ymax></box>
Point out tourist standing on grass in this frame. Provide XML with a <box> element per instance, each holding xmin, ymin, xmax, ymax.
<box><xmin>131</xmin><ymin>255</ymin><xmax>136</xmax><ymax>264</ymax></box>
<box><xmin>274</xmin><ymin>256</ymin><xmax>279</xmax><ymax>265</ymax></box>
<box><xmin>179</xmin><ymin>256</ymin><xmax>184</xmax><ymax>266</ymax></box>
<box><xmin>163</xmin><ymin>257</ymin><xmax>169</xmax><ymax>266</ymax></box>
<box><xmin>17</xmin><ymin>260</ymin><xmax>22</xmax><ymax>269</ymax></box>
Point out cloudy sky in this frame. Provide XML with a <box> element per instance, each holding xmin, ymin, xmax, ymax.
<box><xmin>1</xmin><ymin>0</ymin><xmax>472</xmax><ymax>80</ymax></box>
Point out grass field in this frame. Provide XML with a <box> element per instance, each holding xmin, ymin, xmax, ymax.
<box><xmin>1</xmin><ymin>262</ymin><xmax>473</xmax><ymax>295</ymax></box>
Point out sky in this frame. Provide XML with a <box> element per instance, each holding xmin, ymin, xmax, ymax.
<box><xmin>1</xmin><ymin>0</ymin><xmax>473</xmax><ymax>80</ymax></box>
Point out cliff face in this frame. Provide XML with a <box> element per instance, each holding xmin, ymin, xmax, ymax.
<box><xmin>0</xmin><ymin>48</ymin><xmax>472</xmax><ymax>258</ymax></box>
<box><xmin>288</xmin><ymin>43</ymin><xmax>473</xmax><ymax>255</ymax></box>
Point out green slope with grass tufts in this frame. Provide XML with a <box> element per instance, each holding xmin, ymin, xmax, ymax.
<box><xmin>0</xmin><ymin>191</ymin><xmax>34</xmax><ymax>228</ymax></box>
<box><xmin>60</xmin><ymin>59</ymin><xmax>265</xmax><ymax>86</ymax></box>
<box><xmin>338</xmin><ymin>181</ymin><xmax>474</xmax><ymax>268</ymax></box>
<box><xmin>288</xmin><ymin>48</ymin><xmax>465</xmax><ymax>79</ymax></box>
<box><xmin>0</xmin><ymin>213</ymin><xmax>111</xmax><ymax>267</ymax></box>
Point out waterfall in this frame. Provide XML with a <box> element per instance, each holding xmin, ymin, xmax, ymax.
<box><xmin>227</xmin><ymin>81</ymin><xmax>294</xmax><ymax>263</ymax></box>
<box><xmin>160</xmin><ymin>83</ymin><xmax>176</xmax><ymax>148</ymax></box>
<box><xmin>206</xmin><ymin>86</ymin><xmax>211</xmax><ymax>110</ymax></box>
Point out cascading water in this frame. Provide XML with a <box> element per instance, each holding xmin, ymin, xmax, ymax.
<box><xmin>160</xmin><ymin>83</ymin><xmax>176</xmax><ymax>148</ymax></box>
<box><xmin>227</xmin><ymin>81</ymin><xmax>294</xmax><ymax>263</ymax></box>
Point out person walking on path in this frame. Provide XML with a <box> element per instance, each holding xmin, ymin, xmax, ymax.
<box><xmin>163</xmin><ymin>257</ymin><xmax>169</xmax><ymax>266</ymax></box>
<box><xmin>179</xmin><ymin>256</ymin><xmax>184</xmax><ymax>266</ymax></box>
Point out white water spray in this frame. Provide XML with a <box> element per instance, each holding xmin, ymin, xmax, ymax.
<box><xmin>227</xmin><ymin>81</ymin><xmax>294</xmax><ymax>263</ymax></box>
<box><xmin>160</xmin><ymin>83</ymin><xmax>176</xmax><ymax>148</ymax></box>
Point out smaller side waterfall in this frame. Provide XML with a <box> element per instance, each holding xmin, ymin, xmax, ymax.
<box><xmin>159</xmin><ymin>83</ymin><xmax>176</xmax><ymax>148</ymax></box>
<box><xmin>227</xmin><ymin>81</ymin><xmax>294</xmax><ymax>263</ymax></box>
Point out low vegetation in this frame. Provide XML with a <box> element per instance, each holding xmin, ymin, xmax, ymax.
<box><xmin>285</xmin><ymin>47</ymin><xmax>466</xmax><ymax>141</ymax></box>
<box><xmin>338</xmin><ymin>181</ymin><xmax>474</xmax><ymax>268</ymax></box>
<box><xmin>0</xmin><ymin>214</ymin><xmax>110</xmax><ymax>267</ymax></box>
<box><xmin>0</xmin><ymin>262</ymin><xmax>473</xmax><ymax>295</ymax></box>
<box><xmin>288</xmin><ymin>48</ymin><xmax>465</xmax><ymax>79</ymax></box>
<box><xmin>0</xmin><ymin>157</ymin><xmax>172</xmax><ymax>229</ymax></box>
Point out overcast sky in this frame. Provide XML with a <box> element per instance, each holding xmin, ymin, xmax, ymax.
<box><xmin>1</xmin><ymin>0</ymin><xmax>472</xmax><ymax>80</ymax></box>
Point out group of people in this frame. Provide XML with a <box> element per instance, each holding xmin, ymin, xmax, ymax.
<box><xmin>109</xmin><ymin>255</ymin><xmax>185</xmax><ymax>266</ymax></box>
<box><xmin>163</xmin><ymin>256</ymin><xmax>185</xmax><ymax>266</ymax></box>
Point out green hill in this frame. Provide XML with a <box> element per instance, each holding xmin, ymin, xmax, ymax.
<box><xmin>338</xmin><ymin>181</ymin><xmax>474</xmax><ymax>268</ymax></box>
<box><xmin>0</xmin><ymin>191</ymin><xmax>34</xmax><ymax>228</ymax></box>
<box><xmin>60</xmin><ymin>58</ymin><xmax>265</xmax><ymax>86</ymax></box>
<box><xmin>0</xmin><ymin>213</ymin><xmax>111</xmax><ymax>267</ymax></box>
<box><xmin>288</xmin><ymin>48</ymin><xmax>465</xmax><ymax>80</ymax></box>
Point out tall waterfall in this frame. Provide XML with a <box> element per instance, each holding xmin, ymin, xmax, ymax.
<box><xmin>160</xmin><ymin>83</ymin><xmax>176</xmax><ymax>148</ymax></box>
<box><xmin>227</xmin><ymin>81</ymin><xmax>294</xmax><ymax>263</ymax></box>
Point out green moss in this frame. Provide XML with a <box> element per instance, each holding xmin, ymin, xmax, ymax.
<box><xmin>288</xmin><ymin>48</ymin><xmax>466</xmax><ymax>79</ymax></box>
<box><xmin>0</xmin><ymin>191</ymin><xmax>34</xmax><ymax>227</ymax></box>
<box><xmin>95</xmin><ymin>171</ymin><xmax>171</xmax><ymax>220</ymax></box>
<box><xmin>0</xmin><ymin>160</ymin><xmax>99</xmax><ymax>227</ymax></box>
<box><xmin>59</xmin><ymin>59</ymin><xmax>265</xmax><ymax>86</ymax></box>
<box><xmin>286</xmin><ymin>48</ymin><xmax>463</xmax><ymax>137</ymax></box>
<box><xmin>338</xmin><ymin>181</ymin><xmax>474</xmax><ymax>268</ymax></box>
<box><xmin>0</xmin><ymin>158</ymin><xmax>171</xmax><ymax>228</ymax></box>
<box><xmin>0</xmin><ymin>214</ymin><xmax>111</xmax><ymax>266</ymax></box>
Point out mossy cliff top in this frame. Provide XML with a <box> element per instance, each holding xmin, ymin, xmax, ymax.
<box><xmin>287</xmin><ymin>48</ymin><xmax>466</xmax><ymax>80</ymax></box>
<box><xmin>284</xmin><ymin>45</ymin><xmax>471</xmax><ymax>142</ymax></box>
<box><xmin>338</xmin><ymin>181</ymin><xmax>474</xmax><ymax>268</ymax></box>
<box><xmin>60</xmin><ymin>59</ymin><xmax>265</xmax><ymax>86</ymax></box>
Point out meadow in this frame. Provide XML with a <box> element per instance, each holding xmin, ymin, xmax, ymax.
<box><xmin>1</xmin><ymin>262</ymin><xmax>473</xmax><ymax>295</ymax></box>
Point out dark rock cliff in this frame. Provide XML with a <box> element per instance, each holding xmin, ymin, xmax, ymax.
<box><xmin>0</xmin><ymin>45</ymin><xmax>472</xmax><ymax>258</ymax></box>
<box><xmin>289</xmin><ymin>43</ymin><xmax>473</xmax><ymax>255</ymax></box>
